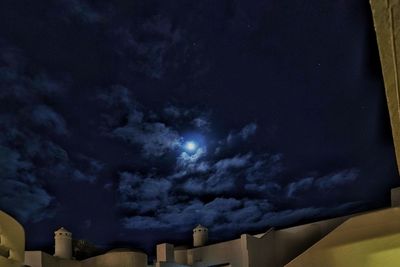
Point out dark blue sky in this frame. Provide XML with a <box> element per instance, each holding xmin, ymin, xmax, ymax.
<box><xmin>0</xmin><ymin>0</ymin><xmax>398</xmax><ymax>256</ymax></box>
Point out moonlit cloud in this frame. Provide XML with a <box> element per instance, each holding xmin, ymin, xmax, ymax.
<box><xmin>116</xmin><ymin>128</ymin><xmax>364</xmax><ymax>235</ymax></box>
<box><xmin>113</xmin><ymin>123</ymin><xmax>181</xmax><ymax>157</ymax></box>
<box><xmin>98</xmin><ymin>87</ymin><xmax>213</xmax><ymax>158</ymax></box>
<box><xmin>115</xmin><ymin>121</ymin><xmax>366</xmax><ymax>235</ymax></box>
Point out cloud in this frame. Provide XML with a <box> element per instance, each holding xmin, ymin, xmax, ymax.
<box><xmin>122</xmin><ymin>216</ymin><xmax>169</xmax><ymax>230</ymax></box>
<box><xmin>162</xmin><ymin>104</ymin><xmax>211</xmax><ymax>132</ymax></box>
<box><xmin>100</xmin><ymin>87</ymin><xmax>182</xmax><ymax>158</ymax></box>
<box><xmin>181</xmin><ymin>153</ymin><xmax>254</xmax><ymax>195</ymax></box>
<box><xmin>227</xmin><ymin>123</ymin><xmax>258</xmax><ymax>143</ymax></box>
<box><xmin>21</xmin><ymin>138</ymin><xmax>101</xmax><ymax>184</ymax></box>
<box><xmin>72</xmin><ymin>170</ymin><xmax>96</xmax><ymax>183</ymax></box>
<box><xmin>238</xmin><ymin>123</ymin><xmax>258</xmax><ymax>140</ymax></box>
<box><xmin>0</xmin><ymin>179</ymin><xmax>55</xmax><ymax>223</ymax></box>
<box><xmin>215</xmin><ymin>153</ymin><xmax>252</xmax><ymax>170</ymax></box>
<box><xmin>263</xmin><ymin>201</ymin><xmax>365</xmax><ymax>227</ymax></box>
<box><xmin>0</xmin><ymin>146</ymin><xmax>31</xmax><ymax>177</ymax></box>
<box><xmin>57</xmin><ymin>0</ymin><xmax>102</xmax><ymax>24</ymax></box>
<box><xmin>104</xmin><ymin>182</ymin><xmax>113</xmax><ymax>190</ymax></box>
<box><xmin>118</xmin><ymin>151</ymin><xmax>285</xmax><ymax>232</ymax></box>
<box><xmin>117</xmin><ymin>143</ymin><xmax>363</xmax><ymax>236</ymax></box>
<box><xmin>118</xmin><ymin>172</ymin><xmax>172</xmax><ymax>214</ymax></box>
<box><xmin>98</xmin><ymin>86</ymin><xmax>134</xmax><ymax>111</ymax></box>
<box><xmin>77</xmin><ymin>154</ymin><xmax>104</xmax><ymax>174</ymax></box>
<box><xmin>97</xmin><ymin>84</ymin><xmax>363</xmax><ymax>240</ymax></box>
<box><xmin>177</xmin><ymin>148</ymin><xmax>208</xmax><ymax>168</ymax></box>
<box><xmin>286</xmin><ymin>169</ymin><xmax>360</xmax><ymax>198</ymax></box>
<box><xmin>0</xmin><ymin>44</ymin><xmax>103</xmax><ymax>222</ymax></box>
<box><xmin>120</xmin><ymin>192</ymin><xmax>363</xmax><ymax>234</ymax></box>
<box><xmin>174</xmin><ymin>152</ymin><xmax>283</xmax><ymax>196</ymax></box>
<box><xmin>122</xmin><ymin>198</ymin><xmax>248</xmax><ymax>231</ymax></box>
<box><xmin>111</xmin><ymin>15</ymin><xmax>181</xmax><ymax>79</ymax></box>
<box><xmin>0</xmin><ymin>76</ymin><xmax>63</xmax><ymax>223</ymax></box>
<box><xmin>215</xmin><ymin>123</ymin><xmax>258</xmax><ymax>154</ymax></box>
<box><xmin>316</xmin><ymin>169</ymin><xmax>360</xmax><ymax>189</ymax></box>
<box><xmin>286</xmin><ymin>177</ymin><xmax>314</xmax><ymax>198</ymax></box>
<box><xmin>163</xmin><ymin>105</ymin><xmax>183</xmax><ymax>118</ymax></box>
<box><xmin>0</xmin><ymin>42</ymin><xmax>67</xmax><ymax>104</ymax></box>
<box><xmin>113</xmin><ymin>123</ymin><xmax>181</xmax><ymax>157</ymax></box>
<box><xmin>99</xmin><ymin>87</ymin><xmax>211</xmax><ymax>158</ymax></box>
<box><xmin>0</xmin><ymin>146</ymin><xmax>56</xmax><ymax>222</ymax></box>
<box><xmin>31</xmin><ymin>74</ymin><xmax>67</xmax><ymax>96</ymax></box>
<box><xmin>192</xmin><ymin>117</ymin><xmax>210</xmax><ymax>130</ymax></box>
<box><xmin>31</xmin><ymin>105</ymin><xmax>68</xmax><ymax>135</ymax></box>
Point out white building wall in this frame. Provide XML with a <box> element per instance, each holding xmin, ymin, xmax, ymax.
<box><xmin>81</xmin><ymin>251</ymin><xmax>147</xmax><ymax>267</ymax></box>
<box><xmin>186</xmin><ymin>238</ymin><xmax>247</xmax><ymax>267</ymax></box>
<box><xmin>0</xmin><ymin>210</ymin><xmax>25</xmax><ymax>266</ymax></box>
<box><xmin>174</xmin><ymin>249</ymin><xmax>188</xmax><ymax>265</ymax></box>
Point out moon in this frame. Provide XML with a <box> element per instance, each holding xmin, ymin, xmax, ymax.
<box><xmin>184</xmin><ymin>141</ymin><xmax>197</xmax><ymax>152</ymax></box>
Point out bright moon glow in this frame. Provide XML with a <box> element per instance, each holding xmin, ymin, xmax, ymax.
<box><xmin>185</xmin><ymin>141</ymin><xmax>197</xmax><ymax>151</ymax></box>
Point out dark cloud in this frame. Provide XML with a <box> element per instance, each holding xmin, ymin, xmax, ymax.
<box><xmin>119</xmin><ymin>172</ymin><xmax>171</xmax><ymax>214</ymax></box>
<box><xmin>0</xmin><ymin>42</ymin><xmax>67</xmax><ymax>104</ymax></box>
<box><xmin>111</xmin><ymin>15</ymin><xmax>182</xmax><ymax>79</ymax></box>
<box><xmin>163</xmin><ymin>105</ymin><xmax>184</xmax><ymax>119</ymax></box>
<box><xmin>104</xmin><ymin>182</ymin><xmax>113</xmax><ymax>191</ymax></box>
<box><xmin>316</xmin><ymin>169</ymin><xmax>360</xmax><ymax>189</ymax></box>
<box><xmin>0</xmin><ymin>42</ymin><xmax>103</xmax><ymax>223</ymax></box>
<box><xmin>57</xmin><ymin>0</ymin><xmax>102</xmax><ymax>24</ymax></box>
<box><xmin>215</xmin><ymin>123</ymin><xmax>259</xmax><ymax>154</ymax></box>
<box><xmin>0</xmin><ymin>179</ymin><xmax>55</xmax><ymax>223</ymax></box>
<box><xmin>0</xmin><ymin>146</ymin><xmax>55</xmax><ymax>222</ymax></box>
<box><xmin>286</xmin><ymin>169</ymin><xmax>360</xmax><ymax>198</ymax></box>
<box><xmin>31</xmin><ymin>105</ymin><xmax>68</xmax><ymax>135</ymax></box>
<box><xmin>238</xmin><ymin>123</ymin><xmax>258</xmax><ymax>140</ymax></box>
<box><xmin>287</xmin><ymin>177</ymin><xmax>314</xmax><ymax>198</ymax></box>
<box><xmin>0</xmin><ymin>118</ymin><xmax>101</xmax><ymax>222</ymax></box>
<box><xmin>227</xmin><ymin>123</ymin><xmax>258</xmax><ymax>143</ymax></box>
<box><xmin>121</xmin><ymin>191</ymin><xmax>364</xmax><ymax>235</ymax></box>
<box><xmin>192</xmin><ymin>117</ymin><xmax>211</xmax><ymax>131</ymax></box>
<box><xmin>162</xmin><ymin>104</ymin><xmax>211</xmax><ymax>129</ymax></box>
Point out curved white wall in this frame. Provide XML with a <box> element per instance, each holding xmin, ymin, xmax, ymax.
<box><xmin>0</xmin><ymin>210</ymin><xmax>25</xmax><ymax>267</ymax></box>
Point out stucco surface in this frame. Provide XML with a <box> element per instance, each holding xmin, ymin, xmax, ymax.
<box><xmin>370</xmin><ymin>0</ymin><xmax>400</xmax><ymax>174</ymax></box>
<box><xmin>187</xmin><ymin>238</ymin><xmax>245</xmax><ymax>267</ymax></box>
<box><xmin>25</xmin><ymin>250</ymin><xmax>147</xmax><ymax>267</ymax></box>
<box><xmin>81</xmin><ymin>251</ymin><xmax>147</xmax><ymax>267</ymax></box>
<box><xmin>0</xmin><ymin>210</ymin><xmax>24</xmax><ymax>267</ymax></box>
<box><xmin>25</xmin><ymin>251</ymin><xmax>81</xmax><ymax>267</ymax></box>
<box><xmin>286</xmin><ymin>208</ymin><xmax>400</xmax><ymax>267</ymax></box>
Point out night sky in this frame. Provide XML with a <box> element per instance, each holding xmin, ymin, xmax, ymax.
<box><xmin>0</xmin><ymin>0</ymin><xmax>399</xmax><ymax>257</ymax></box>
